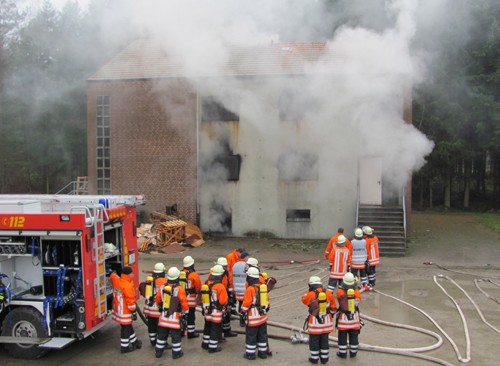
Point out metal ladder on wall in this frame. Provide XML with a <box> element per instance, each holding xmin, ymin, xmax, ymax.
<box><xmin>91</xmin><ymin>205</ymin><xmax>109</xmax><ymax>318</ymax></box>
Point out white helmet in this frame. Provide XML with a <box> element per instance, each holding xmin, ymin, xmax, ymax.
<box><xmin>337</xmin><ymin>235</ymin><xmax>346</xmax><ymax>244</ymax></box>
<box><xmin>217</xmin><ymin>257</ymin><xmax>228</xmax><ymax>267</ymax></box>
<box><xmin>309</xmin><ymin>276</ymin><xmax>322</xmax><ymax>285</ymax></box>
<box><xmin>343</xmin><ymin>272</ymin><xmax>355</xmax><ymax>286</ymax></box>
<box><xmin>354</xmin><ymin>228</ymin><xmax>363</xmax><ymax>238</ymax></box>
<box><xmin>167</xmin><ymin>267</ymin><xmax>180</xmax><ymax>280</ymax></box>
<box><xmin>365</xmin><ymin>227</ymin><xmax>374</xmax><ymax>235</ymax></box>
<box><xmin>212</xmin><ymin>264</ymin><xmax>225</xmax><ymax>276</ymax></box>
<box><xmin>154</xmin><ymin>263</ymin><xmax>165</xmax><ymax>273</ymax></box>
<box><xmin>247</xmin><ymin>267</ymin><xmax>260</xmax><ymax>279</ymax></box>
<box><xmin>183</xmin><ymin>256</ymin><xmax>194</xmax><ymax>268</ymax></box>
<box><xmin>247</xmin><ymin>257</ymin><xmax>258</xmax><ymax>267</ymax></box>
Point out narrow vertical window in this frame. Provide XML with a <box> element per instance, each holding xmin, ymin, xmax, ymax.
<box><xmin>97</xmin><ymin>96</ymin><xmax>111</xmax><ymax>194</ymax></box>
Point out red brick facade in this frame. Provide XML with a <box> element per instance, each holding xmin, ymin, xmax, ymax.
<box><xmin>87</xmin><ymin>79</ymin><xmax>198</xmax><ymax>223</ymax></box>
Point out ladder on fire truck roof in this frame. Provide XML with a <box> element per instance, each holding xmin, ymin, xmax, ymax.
<box><xmin>92</xmin><ymin>205</ymin><xmax>107</xmax><ymax>319</ymax></box>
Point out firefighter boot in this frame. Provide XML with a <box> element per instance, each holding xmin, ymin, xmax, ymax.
<box><xmin>133</xmin><ymin>340</ymin><xmax>142</xmax><ymax>350</ymax></box>
<box><xmin>121</xmin><ymin>345</ymin><xmax>135</xmax><ymax>354</ymax></box>
<box><xmin>172</xmin><ymin>350</ymin><xmax>184</xmax><ymax>359</ymax></box>
<box><xmin>188</xmin><ymin>332</ymin><xmax>200</xmax><ymax>339</ymax></box>
<box><xmin>308</xmin><ymin>357</ymin><xmax>319</xmax><ymax>364</ymax></box>
<box><xmin>350</xmin><ymin>351</ymin><xmax>357</xmax><ymax>358</ymax></box>
<box><xmin>258</xmin><ymin>351</ymin><xmax>268</xmax><ymax>359</ymax></box>
<box><xmin>155</xmin><ymin>349</ymin><xmax>163</xmax><ymax>358</ymax></box>
<box><xmin>201</xmin><ymin>342</ymin><xmax>209</xmax><ymax>350</ymax></box>
<box><xmin>243</xmin><ymin>353</ymin><xmax>256</xmax><ymax>360</ymax></box>
<box><xmin>336</xmin><ymin>351</ymin><xmax>347</xmax><ymax>359</ymax></box>
<box><xmin>209</xmin><ymin>346</ymin><xmax>222</xmax><ymax>353</ymax></box>
<box><xmin>224</xmin><ymin>330</ymin><xmax>238</xmax><ymax>338</ymax></box>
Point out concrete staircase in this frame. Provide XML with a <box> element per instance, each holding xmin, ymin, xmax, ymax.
<box><xmin>357</xmin><ymin>204</ymin><xmax>406</xmax><ymax>256</ymax></box>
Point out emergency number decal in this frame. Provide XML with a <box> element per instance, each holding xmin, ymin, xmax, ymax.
<box><xmin>1</xmin><ymin>216</ymin><xmax>25</xmax><ymax>228</ymax></box>
<box><xmin>129</xmin><ymin>253</ymin><xmax>136</xmax><ymax>265</ymax></box>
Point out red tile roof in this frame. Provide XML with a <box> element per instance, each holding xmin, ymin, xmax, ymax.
<box><xmin>88</xmin><ymin>40</ymin><xmax>411</xmax><ymax>81</ymax></box>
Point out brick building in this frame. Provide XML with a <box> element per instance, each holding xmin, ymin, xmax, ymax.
<box><xmin>87</xmin><ymin>40</ymin><xmax>414</xmax><ymax>253</ymax></box>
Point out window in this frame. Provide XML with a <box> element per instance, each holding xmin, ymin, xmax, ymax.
<box><xmin>218</xmin><ymin>155</ymin><xmax>241</xmax><ymax>181</ymax></box>
<box><xmin>286</xmin><ymin>209</ymin><xmax>311</xmax><ymax>222</ymax></box>
<box><xmin>278</xmin><ymin>152</ymin><xmax>318</xmax><ymax>181</ymax></box>
<box><xmin>201</xmin><ymin>96</ymin><xmax>239</xmax><ymax>122</ymax></box>
<box><xmin>97</xmin><ymin>96</ymin><xmax>111</xmax><ymax>194</ymax></box>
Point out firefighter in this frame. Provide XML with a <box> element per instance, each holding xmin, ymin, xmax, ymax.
<box><xmin>109</xmin><ymin>266</ymin><xmax>142</xmax><ymax>353</ymax></box>
<box><xmin>183</xmin><ymin>255</ymin><xmax>201</xmax><ymax>338</ymax></box>
<box><xmin>327</xmin><ymin>235</ymin><xmax>351</xmax><ymax>293</ymax></box>
<box><xmin>215</xmin><ymin>257</ymin><xmax>238</xmax><ymax>338</ymax></box>
<box><xmin>241</xmin><ymin>266</ymin><xmax>270</xmax><ymax>360</ymax></box>
<box><xmin>232</xmin><ymin>251</ymin><xmax>250</xmax><ymax>315</ymax></box>
<box><xmin>350</xmin><ymin>228</ymin><xmax>370</xmax><ymax>290</ymax></box>
<box><xmin>302</xmin><ymin>276</ymin><xmax>337</xmax><ymax>364</ymax></box>
<box><xmin>226</xmin><ymin>247</ymin><xmax>247</xmax><ymax>277</ymax></box>
<box><xmin>201</xmin><ymin>264</ymin><xmax>228</xmax><ymax>353</ymax></box>
<box><xmin>324</xmin><ymin>228</ymin><xmax>352</xmax><ymax>267</ymax></box>
<box><xmin>364</xmin><ymin>227</ymin><xmax>380</xmax><ymax>287</ymax></box>
<box><xmin>245</xmin><ymin>257</ymin><xmax>265</xmax><ymax>285</ymax></box>
<box><xmin>336</xmin><ymin>272</ymin><xmax>362</xmax><ymax>359</ymax></box>
<box><xmin>154</xmin><ymin>267</ymin><xmax>189</xmax><ymax>359</ymax></box>
<box><xmin>143</xmin><ymin>263</ymin><xmax>169</xmax><ymax>347</ymax></box>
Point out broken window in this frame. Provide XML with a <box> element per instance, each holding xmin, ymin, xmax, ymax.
<box><xmin>202</xmin><ymin>96</ymin><xmax>239</xmax><ymax>122</ymax></box>
<box><xmin>278</xmin><ymin>152</ymin><xmax>318</xmax><ymax>181</ymax></box>
<box><xmin>286</xmin><ymin>209</ymin><xmax>311</xmax><ymax>222</ymax></box>
<box><xmin>279</xmin><ymin>89</ymin><xmax>321</xmax><ymax>122</ymax></box>
<box><xmin>218</xmin><ymin>155</ymin><xmax>241</xmax><ymax>181</ymax></box>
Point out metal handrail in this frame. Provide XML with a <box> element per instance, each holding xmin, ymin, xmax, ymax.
<box><xmin>402</xmin><ymin>186</ymin><xmax>407</xmax><ymax>247</ymax></box>
<box><xmin>55</xmin><ymin>180</ymin><xmax>88</xmax><ymax>195</ymax></box>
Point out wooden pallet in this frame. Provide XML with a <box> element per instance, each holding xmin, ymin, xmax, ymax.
<box><xmin>155</xmin><ymin>220</ymin><xmax>187</xmax><ymax>248</ymax></box>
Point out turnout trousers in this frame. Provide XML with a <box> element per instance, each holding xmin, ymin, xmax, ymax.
<box><xmin>245</xmin><ymin>322</ymin><xmax>268</xmax><ymax>357</ymax></box>
<box><xmin>309</xmin><ymin>333</ymin><xmax>329</xmax><ymax>363</ymax></box>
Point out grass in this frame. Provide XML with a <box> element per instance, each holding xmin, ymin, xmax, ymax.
<box><xmin>473</xmin><ymin>213</ymin><xmax>500</xmax><ymax>234</ymax></box>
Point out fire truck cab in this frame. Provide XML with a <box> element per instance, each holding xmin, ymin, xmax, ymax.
<box><xmin>0</xmin><ymin>194</ymin><xmax>145</xmax><ymax>359</ymax></box>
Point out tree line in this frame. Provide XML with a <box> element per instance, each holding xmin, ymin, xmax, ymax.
<box><xmin>1</xmin><ymin>0</ymin><xmax>499</xmax><ymax>211</ymax></box>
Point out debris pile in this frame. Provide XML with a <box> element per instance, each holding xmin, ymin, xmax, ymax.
<box><xmin>137</xmin><ymin>209</ymin><xmax>204</xmax><ymax>253</ymax></box>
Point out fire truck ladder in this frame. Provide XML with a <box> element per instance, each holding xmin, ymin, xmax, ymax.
<box><xmin>70</xmin><ymin>204</ymin><xmax>109</xmax><ymax>318</ymax></box>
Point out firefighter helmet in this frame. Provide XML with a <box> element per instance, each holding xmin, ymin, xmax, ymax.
<box><xmin>217</xmin><ymin>257</ymin><xmax>228</xmax><ymax>267</ymax></box>
<box><xmin>247</xmin><ymin>266</ymin><xmax>260</xmax><ymax>278</ymax></box>
<box><xmin>167</xmin><ymin>267</ymin><xmax>180</xmax><ymax>280</ymax></box>
<box><xmin>309</xmin><ymin>276</ymin><xmax>322</xmax><ymax>285</ymax></box>
<box><xmin>154</xmin><ymin>263</ymin><xmax>165</xmax><ymax>273</ymax></box>
<box><xmin>354</xmin><ymin>228</ymin><xmax>363</xmax><ymax>239</ymax></box>
<box><xmin>212</xmin><ymin>264</ymin><xmax>225</xmax><ymax>276</ymax></box>
<box><xmin>247</xmin><ymin>257</ymin><xmax>258</xmax><ymax>267</ymax></box>
<box><xmin>337</xmin><ymin>235</ymin><xmax>346</xmax><ymax>244</ymax></box>
<box><xmin>343</xmin><ymin>272</ymin><xmax>355</xmax><ymax>286</ymax></box>
<box><xmin>183</xmin><ymin>255</ymin><xmax>194</xmax><ymax>268</ymax></box>
<box><xmin>366</xmin><ymin>227</ymin><xmax>374</xmax><ymax>235</ymax></box>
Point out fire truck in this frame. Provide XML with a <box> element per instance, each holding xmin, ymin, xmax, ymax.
<box><xmin>0</xmin><ymin>194</ymin><xmax>145</xmax><ymax>359</ymax></box>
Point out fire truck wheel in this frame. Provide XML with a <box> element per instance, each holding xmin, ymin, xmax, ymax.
<box><xmin>2</xmin><ymin>307</ymin><xmax>49</xmax><ymax>359</ymax></box>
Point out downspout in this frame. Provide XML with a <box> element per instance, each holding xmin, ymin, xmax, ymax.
<box><xmin>356</xmin><ymin>159</ymin><xmax>360</xmax><ymax>227</ymax></box>
<box><xmin>196</xmin><ymin>86</ymin><xmax>201</xmax><ymax>228</ymax></box>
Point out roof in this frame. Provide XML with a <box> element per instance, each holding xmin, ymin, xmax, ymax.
<box><xmin>88</xmin><ymin>40</ymin><xmax>411</xmax><ymax>81</ymax></box>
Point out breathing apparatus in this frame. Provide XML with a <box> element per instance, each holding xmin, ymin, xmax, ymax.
<box><xmin>179</xmin><ymin>271</ymin><xmax>187</xmax><ymax>289</ymax></box>
<box><xmin>162</xmin><ymin>285</ymin><xmax>172</xmax><ymax>316</ymax></box>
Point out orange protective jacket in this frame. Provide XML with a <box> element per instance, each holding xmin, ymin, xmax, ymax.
<box><xmin>241</xmin><ymin>284</ymin><xmax>269</xmax><ymax>326</ymax></box>
<box><xmin>184</xmin><ymin>269</ymin><xmax>201</xmax><ymax>307</ymax></box>
<box><xmin>155</xmin><ymin>281</ymin><xmax>189</xmax><ymax>329</ymax></box>
<box><xmin>226</xmin><ymin>249</ymin><xmax>247</xmax><ymax>277</ymax></box>
<box><xmin>144</xmin><ymin>276</ymin><xmax>168</xmax><ymax>318</ymax></box>
<box><xmin>329</xmin><ymin>246</ymin><xmax>351</xmax><ymax>279</ymax></box>
<box><xmin>302</xmin><ymin>287</ymin><xmax>337</xmax><ymax>334</ymax></box>
<box><xmin>325</xmin><ymin>234</ymin><xmax>352</xmax><ymax>264</ymax></box>
<box><xmin>203</xmin><ymin>279</ymin><xmax>228</xmax><ymax>323</ymax></box>
<box><xmin>207</xmin><ymin>268</ymin><xmax>233</xmax><ymax>292</ymax></box>
<box><xmin>336</xmin><ymin>288</ymin><xmax>361</xmax><ymax>330</ymax></box>
<box><xmin>110</xmin><ymin>273</ymin><xmax>136</xmax><ymax>325</ymax></box>
<box><xmin>366</xmin><ymin>235</ymin><xmax>380</xmax><ymax>265</ymax></box>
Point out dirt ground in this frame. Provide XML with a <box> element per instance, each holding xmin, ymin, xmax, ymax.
<box><xmin>1</xmin><ymin>212</ymin><xmax>500</xmax><ymax>366</ymax></box>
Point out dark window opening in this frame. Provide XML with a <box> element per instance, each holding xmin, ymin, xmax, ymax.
<box><xmin>287</xmin><ymin>209</ymin><xmax>311</xmax><ymax>222</ymax></box>
<box><xmin>278</xmin><ymin>152</ymin><xmax>318</xmax><ymax>181</ymax></box>
<box><xmin>218</xmin><ymin>155</ymin><xmax>241</xmax><ymax>181</ymax></box>
<box><xmin>202</xmin><ymin>96</ymin><xmax>239</xmax><ymax>122</ymax></box>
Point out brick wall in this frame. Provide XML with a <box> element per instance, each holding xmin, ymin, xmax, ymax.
<box><xmin>87</xmin><ymin>79</ymin><xmax>198</xmax><ymax>223</ymax></box>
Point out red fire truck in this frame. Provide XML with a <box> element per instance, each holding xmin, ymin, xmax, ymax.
<box><xmin>0</xmin><ymin>194</ymin><xmax>145</xmax><ymax>358</ymax></box>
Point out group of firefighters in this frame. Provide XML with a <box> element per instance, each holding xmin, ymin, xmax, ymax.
<box><xmin>109</xmin><ymin>226</ymin><xmax>380</xmax><ymax>364</ymax></box>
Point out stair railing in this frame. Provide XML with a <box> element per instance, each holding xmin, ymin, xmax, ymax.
<box><xmin>402</xmin><ymin>186</ymin><xmax>407</xmax><ymax>247</ymax></box>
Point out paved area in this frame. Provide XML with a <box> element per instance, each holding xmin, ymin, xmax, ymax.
<box><xmin>1</xmin><ymin>212</ymin><xmax>500</xmax><ymax>365</ymax></box>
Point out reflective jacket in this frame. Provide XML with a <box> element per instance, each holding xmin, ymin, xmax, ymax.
<box><xmin>326</xmin><ymin>234</ymin><xmax>352</xmax><ymax>265</ymax></box>
<box><xmin>110</xmin><ymin>273</ymin><xmax>136</xmax><ymax>325</ymax></box>
<box><xmin>232</xmin><ymin>261</ymin><xmax>247</xmax><ymax>301</ymax></box>
<box><xmin>241</xmin><ymin>283</ymin><xmax>269</xmax><ymax>326</ymax></box>
<box><xmin>226</xmin><ymin>249</ymin><xmax>247</xmax><ymax>278</ymax></box>
<box><xmin>155</xmin><ymin>282</ymin><xmax>189</xmax><ymax>329</ymax></box>
<box><xmin>336</xmin><ymin>288</ymin><xmax>361</xmax><ymax>330</ymax></box>
<box><xmin>183</xmin><ymin>268</ymin><xmax>201</xmax><ymax>307</ymax></box>
<box><xmin>366</xmin><ymin>235</ymin><xmax>380</xmax><ymax>265</ymax></box>
<box><xmin>329</xmin><ymin>246</ymin><xmax>351</xmax><ymax>279</ymax></box>
<box><xmin>144</xmin><ymin>276</ymin><xmax>168</xmax><ymax>318</ymax></box>
<box><xmin>350</xmin><ymin>238</ymin><xmax>368</xmax><ymax>269</ymax></box>
<box><xmin>203</xmin><ymin>279</ymin><xmax>228</xmax><ymax>323</ymax></box>
<box><xmin>302</xmin><ymin>287</ymin><xmax>337</xmax><ymax>334</ymax></box>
